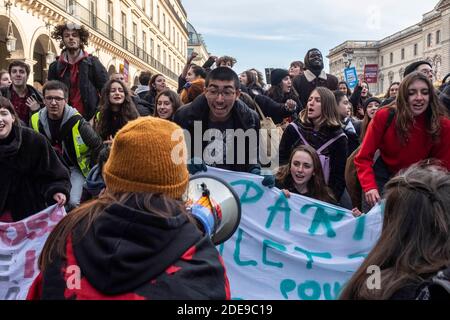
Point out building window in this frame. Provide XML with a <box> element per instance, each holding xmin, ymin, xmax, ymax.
<box><xmin>414</xmin><ymin>44</ymin><xmax>418</xmax><ymax>56</ymax></box>
<box><xmin>132</xmin><ymin>23</ymin><xmax>137</xmax><ymax>45</ymax></box>
<box><xmin>149</xmin><ymin>0</ymin><xmax>153</xmax><ymax>18</ymax></box>
<box><xmin>390</xmin><ymin>52</ymin><xmax>393</xmax><ymax>64</ymax></box>
<box><xmin>142</xmin><ymin>0</ymin><xmax>146</xmax><ymax>12</ymax></box>
<box><xmin>436</xmin><ymin>30</ymin><xmax>441</xmax><ymax>44</ymax></box>
<box><xmin>150</xmin><ymin>38</ymin><xmax>154</xmax><ymax>56</ymax></box>
<box><xmin>157</xmin><ymin>45</ymin><xmax>160</xmax><ymax>61</ymax></box>
<box><xmin>89</xmin><ymin>1</ymin><xmax>97</xmax><ymax>28</ymax></box>
<box><xmin>107</xmin><ymin>1</ymin><xmax>113</xmax><ymax>38</ymax></box>
<box><xmin>401</xmin><ymin>48</ymin><xmax>405</xmax><ymax>60</ymax></box>
<box><xmin>427</xmin><ymin>33</ymin><xmax>432</xmax><ymax>47</ymax></box>
<box><xmin>380</xmin><ymin>55</ymin><xmax>384</xmax><ymax>67</ymax></box>
<box><xmin>168</xmin><ymin>20</ymin><xmax>171</xmax><ymax>40</ymax></box>
<box><xmin>157</xmin><ymin>5</ymin><xmax>160</xmax><ymax>27</ymax></box>
<box><xmin>163</xmin><ymin>50</ymin><xmax>166</xmax><ymax>65</ymax></box>
<box><xmin>142</xmin><ymin>31</ymin><xmax>147</xmax><ymax>53</ymax></box>
<box><xmin>162</xmin><ymin>13</ymin><xmax>165</xmax><ymax>33</ymax></box>
<box><xmin>121</xmin><ymin>12</ymin><xmax>127</xmax><ymax>48</ymax></box>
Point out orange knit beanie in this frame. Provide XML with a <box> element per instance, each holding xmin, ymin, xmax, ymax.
<box><xmin>103</xmin><ymin>117</ymin><xmax>189</xmax><ymax>199</ymax></box>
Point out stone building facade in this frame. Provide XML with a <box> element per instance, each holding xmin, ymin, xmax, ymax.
<box><xmin>328</xmin><ymin>0</ymin><xmax>450</xmax><ymax>95</ymax></box>
<box><xmin>0</xmin><ymin>0</ymin><xmax>195</xmax><ymax>89</ymax></box>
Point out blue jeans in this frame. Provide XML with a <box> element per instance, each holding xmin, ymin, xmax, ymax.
<box><xmin>69</xmin><ymin>166</ymin><xmax>85</xmax><ymax>208</ymax></box>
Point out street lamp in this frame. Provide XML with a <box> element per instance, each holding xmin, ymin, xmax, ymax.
<box><xmin>343</xmin><ymin>49</ymin><xmax>354</xmax><ymax>68</ymax></box>
<box><xmin>45</xmin><ymin>23</ymin><xmax>55</xmax><ymax>66</ymax></box>
<box><xmin>5</xmin><ymin>0</ymin><xmax>16</xmax><ymax>54</ymax></box>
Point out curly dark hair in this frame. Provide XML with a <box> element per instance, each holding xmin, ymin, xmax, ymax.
<box><xmin>96</xmin><ymin>79</ymin><xmax>139</xmax><ymax>140</ymax></box>
<box><xmin>51</xmin><ymin>23</ymin><xmax>90</xmax><ymax>50</ymax></box>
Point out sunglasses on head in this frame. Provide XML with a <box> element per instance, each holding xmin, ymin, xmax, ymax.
<box><xmin>65</xmin><ymin>22</ymin><xmax>81</xmax><ymax>30</ymax></box>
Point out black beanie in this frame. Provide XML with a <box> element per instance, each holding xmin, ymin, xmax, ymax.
<box><xmin>363</xmin><ymin>97</ymin><xmax>382</xmax><ymax>110</ymax></box>
<box><xmin>403</xmin><ymin>60</ymin><xmax>432</xmax><ymax>78</ymax></box>
<box><xmin>270</xmin><ymin>68</ymin><xmax>289</xmax><ymax>86</ymax></box>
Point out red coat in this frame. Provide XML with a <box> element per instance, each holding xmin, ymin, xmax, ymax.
<box><xmin>355</xmin><ymin>107</ymin><xmax>448</xmax><ymax>192</ymax></box>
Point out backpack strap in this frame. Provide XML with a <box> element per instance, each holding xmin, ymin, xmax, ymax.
<box><xmin>253</xmin><ymin>100</ymin><xmax>266</xmax><ymax>120</ymax></box>
<box><xmin>289</xmin><ymin>122</ymin><xmax>309</xmax><ymax>146</ymax></box>
<box><xmin>317</xmin><ymin>132</ymin><xmax>347</xmax><ymax>153</ymax></box>
<box><xmin>384</xmin><ymin>108</ymin><xmax>395</xmax><ymax>134</ymax></box>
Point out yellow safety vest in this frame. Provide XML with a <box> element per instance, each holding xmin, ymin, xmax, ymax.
<box><xmin>31</xmin><ymin>113</ymin><xmax>91</xmax><ymax>177</ymax></box>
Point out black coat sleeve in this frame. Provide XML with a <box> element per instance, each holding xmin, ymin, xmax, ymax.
<box><xmin>278</xmin><ymin>124</ymin><xmax>301</xmax><ymax>165</ymax></box>
<box><xmin>349</xmin><ymin>85</ymin><xmax>362</xmax><ymax>109</ymax></box>
<box><xmin>92</xmin><ymin>57</ymin><xmax>108</xmax><ymax>93</ymax></box>
<box><xmin>79</xmin><ymin>120</ymin><xmax>103</xmax><ymax>166</ymax></box>
<box><xmin>254</xmin><ymin>95</ymin><xmax>294</xmax><ymax>124</ymax></box>
<box><xmin>328</xmin><ymin>134</ymin><xmax>348</xmax><ymax>200</ymax></box>
<box><xmin>33</xmin><ymin>132</ymin><xmax>71</xmax><ymax>203</ymax></box>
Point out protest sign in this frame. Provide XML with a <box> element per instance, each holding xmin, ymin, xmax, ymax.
<box><xmin>344</xmin><ymin>67</ymin><xmax>358</xmax><ymax>89</ymax></box>
<box><xmin>200</xmin><ymin>167</ymin><xmax>383</xmax><ymax>300</ymax></box>
<box><xmin>0</xmin><ymin>205</ymin><xmax>66</xmax><ymax>300</ymax></box>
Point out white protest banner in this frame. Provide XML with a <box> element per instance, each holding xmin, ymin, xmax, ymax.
<box><xmin>0</xmin><ymin>205</ymin><xmax>66</xmax><ymax>300</ymax></box>
<box><xmin>199</xmin><ymin>167</ymin><xmax>383</xmax><ymax>300</ymax></box>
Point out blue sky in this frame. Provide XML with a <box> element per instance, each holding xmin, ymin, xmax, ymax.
<box><xmin>182</xmin><ymin>0</ymin><xmax>437</xmax><ymax>79</ymax></box>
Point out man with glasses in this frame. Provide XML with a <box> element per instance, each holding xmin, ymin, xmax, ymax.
<box><xmin>30</xmin><ymin>81</ymin><xmax>102</xmax><ymax>210</ymax></box>
<box><xmin>48</xmin><ymin>22</ymin><xmax>108</xmax><ymax>121</ymax></box>
<box><xmin>403</xmin><ymin>60</ymin><xmax>434</xmax><ymax>82</ymax></box>
<box><xmin>0</xmin><ymin>60</ymin><xmax>45</xmax><ymax>124</ymax></box>
<box><xmin>174</xmin><ymin>67</ymin><xmax>274</xmax><ymax>187</ymax></box>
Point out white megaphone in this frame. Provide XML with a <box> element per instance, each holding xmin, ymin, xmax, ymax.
<box><xmin>186</xmin><ymin>174</ymin><xmax>241</xmax><ymax>245</ymax></box>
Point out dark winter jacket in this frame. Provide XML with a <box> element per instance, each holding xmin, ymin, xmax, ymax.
<box><xmin>0</xmin><ymin>125</ymin><xmax>71</xmax><ymax>221</ymax></box>
<box><xmin>174</xmin><ymin>94</ymin><xmax>261</xmax><ymax>173</ymax></box>
<box><xmin>342</xmin><ymin>117</ymin><xmax>362</xmax><ymax>156</ymax></box>
<box><xmin>292</xmin><ymin>70</ymin><xmax>338</xmax><ymax>107</ymax></box>
<box><xmin>48</xmin><ymin>52</ymin><xmax>108</xmax><ymax>121</ymax></box>
<box><xmin>254</xmin><ymin>94</ymin><xmax>296</xmax><ymax>124</ymax></box>
<box><xmin>32</xmin><ymin>105</ymin><xmax>103</xmax><ymax>172</ymax></box>
<box><xmin>439</xmin><ymin>83</ymin><xmax>450</xmax><ymax>113</ymax></box>
<box><xmin>27</xmin><ymin>196</ymin><xmax>230</xmax><ymax>300</ymax></box>
<box><xmin>349</xmin><ymin>85</ymin><xmax>371</xmax><ymax>120</ymax></box>
<box><xmin>0</xmin><ymin>84</ymin><xmax>45</xmax><ymax>124</ymax></box>
<box><xmin>390</xmin><ymin>267</ymin><xmax>450</xmax><ymax>300</ymax></box>
<box><xmin>279</xmin><ymin>120</ymin><xmax>348</xmax><ymax>199</ymax></box>
<box><xmin>132</xmin><ymin>95</ymin><xmax>154</xmax><ymax>116</ymax></box>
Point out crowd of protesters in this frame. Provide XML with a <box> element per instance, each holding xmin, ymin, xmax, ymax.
<box><xmin>1</xmin><ymin>20</ymin><xmax>450</xmax><ymax>300</ymax></box>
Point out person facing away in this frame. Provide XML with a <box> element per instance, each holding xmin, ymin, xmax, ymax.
<box><xmin>0</xmin><ymin>97</ymin><xmax>70</xmax><ymax>222</ymax></box>
<box><xmin>48</xmin><ymin>22</ymin><xmax>108</xmax><ymax>121</ymax></box>
<box><xmin>292</xmin><ymin>48</ymin><xmax>339</xmax><ymax>107</ymax></box>
<box><xmin>30</xmin><ymin>80</ymin><xmax>103</xmax><ymax>209</ymax></box>
<box><xmin>340</xmin><ymin>162</ymin><xmax>450</xmax><ymax>300</ymax></box>
<box><xmin>355</xmin><ymin>72</ymin><xmax>450</xmax><ymax>211</ymax></box>
<box><xmin>26</xmin><ymin>116</ymin><xmax>230</xmax><ymax>300</ymax></box>
<box><xmin>0</xmin><ymin>61</ymin><xmax>45</xmax><ymax>124</ymax></box>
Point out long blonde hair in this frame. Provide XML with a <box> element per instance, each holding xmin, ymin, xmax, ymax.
<box><xmin>299</xmin><ymin>87</ymin><xmax>342</xmax><ymax>128</ymax></box>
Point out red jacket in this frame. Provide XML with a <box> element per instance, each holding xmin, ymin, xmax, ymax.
<box><xmin>355</xmin><ymin>107</ymin><xmax>445</xmax><ymax>192</ymax></box>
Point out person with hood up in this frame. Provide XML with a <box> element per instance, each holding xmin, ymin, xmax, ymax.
<box><xmin>26</xmin><ymin>116</ymin><xmax>230</xmax><ymax>300</ymax></box>
<box><xmin>48</xmin><ymin>22</ymin><xmax>108</xmax><ymax>121</ymax></box>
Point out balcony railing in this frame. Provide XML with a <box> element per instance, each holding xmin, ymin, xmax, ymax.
<box><xmin>48</xmin><ymin>0</ymin><xmax>178</xmax><ymax>81</ymax></box>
